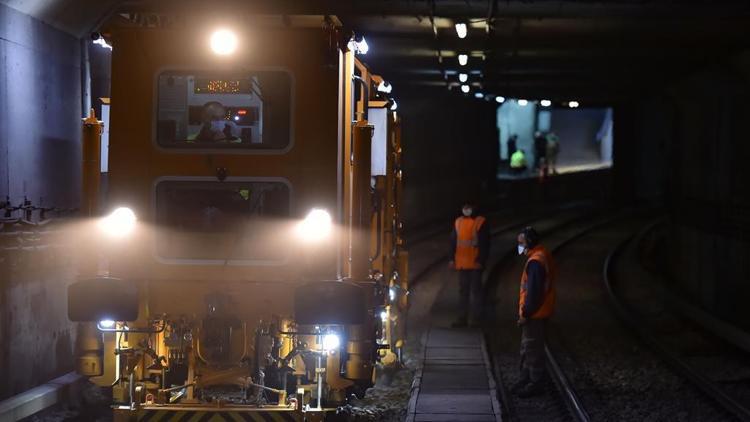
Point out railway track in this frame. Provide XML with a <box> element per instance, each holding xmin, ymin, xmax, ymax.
<box><xmin>604</xmin><ymin>224</ymin><xmax>750</xmax><ymax>422</ymax></box>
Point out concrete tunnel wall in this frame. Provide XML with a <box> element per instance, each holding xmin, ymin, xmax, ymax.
<box><xmin>397</xmin><ymin>87</ymin><xmax>499</xmax><ymax>234</ymax></box>
<box><xmin>616</xmin><ymin>50</ymin><xmax>750</xmax><ymax>329</ymax></box>
<box><xmin>0</xmin><ymin>2</ymin><xmax>82</xmax><ymax>400</ymax></box>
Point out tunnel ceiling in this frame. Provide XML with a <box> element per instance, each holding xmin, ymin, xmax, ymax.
<box><xmin>6</xmin><ymin>0</ymin><xmax>750</xmax><ymax>103</ymax></box>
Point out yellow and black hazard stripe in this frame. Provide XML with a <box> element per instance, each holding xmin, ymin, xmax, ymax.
<box><xmin>137</xmin><ymin>409</ymin><xmax>304</xmax><ymax>422</ymax></box>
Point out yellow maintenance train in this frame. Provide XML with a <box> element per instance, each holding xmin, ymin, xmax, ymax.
<box><xmin>68</xmin><ymin>14</ymin><xmax>407</xmax><ymax>421</ymax></box>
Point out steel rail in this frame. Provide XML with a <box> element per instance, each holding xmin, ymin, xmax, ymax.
<box><xmin>603</xmin><ymin>231</ymin><xmax>750</xmax><ymax>422</ymax></box>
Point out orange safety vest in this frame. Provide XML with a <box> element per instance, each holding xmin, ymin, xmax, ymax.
<box><xmin>453</xmin><ymin>216</ymin><xmax>486</xmax><ymax>270</ymax></box>
<box><xmin>519</xmin><ymin>245</ymin><xmax>556</xmax><ymax>319</ymax></box>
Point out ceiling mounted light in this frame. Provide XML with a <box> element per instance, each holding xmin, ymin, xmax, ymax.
<box><xmin>495</xmin><ymin>96</ymin><xmax>505</xmax><ymax>104</ymax></box>
<box><xmin>458</xmin><ymin>54</ymin><xmax>468</xmax><ymax>66</ymax></box>
<box><xmin>518</xmin><ymin>99</ymin><xmax>528</xmax><ymax>106</ymax></box>
<box><xmin>541</xmin><ymin>99</ymin><xmax>551</xmax><ymax>107</ymax></box>
<box><xmin>210</xmin><ymin>29</ymin><xmax>238</xmax><ymax>55</ymax></box>
<box><xmin>461</xmin><ymin>84</ymin><xmax>470</xmax><ymax>93</ymax></box>
<box><xmin>455</xmin><ymin>22</ymin><xmax>468</xmax><ymax>39</ymax></box>
<box><xmin>458</xmin><ymin>73</ymin><xmax>468</xmax><ymax>83</ymax></box>
<box><xmin>568</xmin><ymin>100</ymin><xmax>579</xmax><ymax>108</ymax></box>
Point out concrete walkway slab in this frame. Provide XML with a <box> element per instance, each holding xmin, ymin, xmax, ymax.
<box><xmin>406</xmin><ymin>328</ymin><xmax>502</xmax><ymax>422</ymax></box>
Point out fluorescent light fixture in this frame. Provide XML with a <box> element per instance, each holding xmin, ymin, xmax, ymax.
<box><xmin>455</xmin><ymin>22</ymin><xmax>468</xmax><ymax>39</ymax></box>
<box><xmin>541</xmin><ymin>99</ymin><xmax>552</xmax><ymax>107</ymax></box>
<box><xmin>495</xmin><ymin>96</ymin><xmax>505</xmax><ymax>104</ymax></box>
<box><xmin>377</xmin><ymin>81</ymin><xmax>392</xmax><ymax>94</ymax></box>
<box><xmin>461</xmin><ymin>84</ymin><xmax>470</xmax><ymax>93</ymax></box>
<box><xmin>518</xmin><ymin>99</ymin><xmax>528</xmax><ymax>106</ymax></box>
<box><xmin>458</xmin><ymin>54</ymin><xmax>468</xmax><ymax>66</ymax></box>
<box><xmin>474</xmin><ymin>92</ymin><xmax>484</xmax><ymax>99</ymax></box>
<box><xmin>458</xmin><ymin>73</ymin><xmax>468</xmax><ymax>83</ymax></box>
<box><xmin>210</xmin><ymin>29</ymin><xmax>238</xmax><ymax>55</ymax></box>
<box><xmin>568</xmin><ymin>100</ymin><xmax>580</xmax><ymax>108</ymax></box>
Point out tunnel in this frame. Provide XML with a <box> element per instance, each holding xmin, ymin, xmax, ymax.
<box><xmin>0</xmin><ymin>1</ymin><xmax>749</xmax><ymax>421</ymax></box>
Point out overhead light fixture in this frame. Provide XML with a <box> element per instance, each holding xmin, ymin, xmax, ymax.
<box><xmin>210</xmin><ymin>29</ymin><xmax>238</xmax><ymax>55</ymax></box>
<box><xmin>495</xmin><ymin>96</ymin><xmax>505</xmax><ymax>104</ymax></box>
<box><xmin>377</xmin><ymin>81</ymin><xmax>393</xmax><ymax>94</ymax></box>
<box><xmin>518</xmin><ymin>99</ymin><xmax>528</xmax><ymax>106</ymax></box>
<box><xmin>474</xmin><ymin>92</ymin><xmax>484</xmax><ymax>99</ymax></box>
<box><xmin>455</xmin><ymin>22</ymin><xmax>468</xmax><ymax>39</ymax></box>
<box><xmin>568</xmin><ymin>100</ymin><xmax>580</xmax><ymax>108</ymax></box>
<box><xmin>458</xmin><ymin>54</ymin><xmax>468</xmax><ymax>66</ymax></box>
<box><xmin>461</xmin><ymin>84</ymin><xmax>470</xmax><ymax>93</ymax></box>
<box><xmin>541</xmin><ymin>99</ymin><xmax>552</xmax><ymax>107</ymax></box>
<box><xmin>458</xmin><ymin>73</ymin><xmax>468</xmax><ymax>83</ymax></box>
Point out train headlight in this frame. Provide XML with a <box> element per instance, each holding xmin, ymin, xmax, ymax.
<box><xmin>98</xmin><ymin>319</ymin><xmax>115</xmax><ymax>329</ymax></box>
<box><xmin>99</xmin><ymin>207</ymin><xmax>136</xmax><ymax>238</ymax></box>
<box><xmin>210</xmin><ymin>29</ymin><xmax>238</xmax><ymax>55</ymax></box>
<box><xmin>322</xmin><ymin>334</ymin><xmax>340</xmax><ymax>351</ymax></box>
<box><xmin>297</xmin><ymin>208</ymin><xmax>332</xmax><ymax>243</ymax></box>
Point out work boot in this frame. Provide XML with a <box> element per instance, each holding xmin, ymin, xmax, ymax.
<box><xmin>516</xmin><ymin>381</ymin><xmax>545</xmax><ymax>398</ymax></box>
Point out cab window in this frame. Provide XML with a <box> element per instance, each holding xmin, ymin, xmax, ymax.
<box><xmin>155</xmin><ymin>180</ymin><xmax>291</xmax><ymax>262</ymax></box>
<box><xmin>156</xmin><ymin>71</ymin><xmax>292</xmax><ymax>150</ymax></box>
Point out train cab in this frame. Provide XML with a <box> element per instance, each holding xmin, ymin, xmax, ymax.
<box><xmin>67</xmin><ymin>14</ymin><xmax>407</xmax><ymax>421</ymax></box>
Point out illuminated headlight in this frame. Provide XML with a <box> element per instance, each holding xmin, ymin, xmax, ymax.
<box><xmin>99</xmin><ymin>207</ymin><xmax>136</xmax><ymax>238</ymax></box>
<box><xmin>98</xmin><ymin>319</ymin><xmax>115</xmax><ymax>329</ymax></box>
<box><xmin>380</xmin><ymin>310</ymin><xmax>388</xmax><ymax>322</ymax></box>
<box><xmin>322</xmin><ymin>334</ymin><xmax>340</xmax><ymax>351</ymax></box>
<box><xmin>210</xmin><ymin>29</ymin><xmax>238</xmax><ymax>55</ymax></box>
<box><xmin>389</xmin><ymin>287</ymin><xmax>397</xmax><ymax>302</ymax></box>
<box><xmin>296</xmin><ymin>208</ymin><xmax>332</xmax><ymax>243</ymax></box>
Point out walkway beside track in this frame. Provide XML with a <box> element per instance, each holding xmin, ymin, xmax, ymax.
<box><xmin>406</xmin><ymin>328</ymin><xmax>502</xmax><ymax>421</ymax></box>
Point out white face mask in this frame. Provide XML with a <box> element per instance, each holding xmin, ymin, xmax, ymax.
<box><xmin>462</xmin><ymin>208</ymin><xmax>472</xmax><ymax>217</ymax></box>
<box><xmin>517</xmin><ymin>244</ymin><xmax>526</xmax><ymax>255</ymax></box>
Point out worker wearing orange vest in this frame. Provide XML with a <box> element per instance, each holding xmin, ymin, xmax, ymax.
<box><xmin>448</xmin><ymin>202</ymin><xmax>490</xmax><ymax>328</ymax></box>
<box><xmin>513</xmin><ymin>226</ymin><xmax>556</xmax><ymax>398</ymax></box>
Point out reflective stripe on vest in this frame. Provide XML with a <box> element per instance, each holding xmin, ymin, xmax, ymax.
<box><xmin>454</xmin><ymin>216</ymin><xmax>485</xmax><ymax>270</ymax></box>
<box><xmin>518</xmin><ymin>246</ymin><xmax>556</xmax><ymax>319</ymax></box>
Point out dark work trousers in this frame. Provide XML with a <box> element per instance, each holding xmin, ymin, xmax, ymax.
<box><xmin>520</xmin><ymin>318</ymin><xmax>547</xmax><ymax>384</ymax></box>
<box><xmin>458</xmin><ymin>269</ymin><xmax>483</xmax><ymax>322</ymax></box>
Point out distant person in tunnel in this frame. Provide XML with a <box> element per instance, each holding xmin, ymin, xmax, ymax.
<box><xmin>448</xmin><ymin>202</ymin><xmax>490</xmax><ymax>328</ymax></box>
<box><xmin>533</xmin><ymin>131</ymin><xmax>547</xmax><ymax>170</ymax></box>
<box><xmin>507</xmin><ymin>134</ymin><xmax>518</xmax><ymax>160</ymax></box>
<box><xmin>510</xmin><ymin>149</ymin><xmax>528</xmax><ymax>175</ymax></box>
<box><xmin>514</xmin><ymin>226</ymin><xmax>556</xmax><ymax>397</ymax></box>
<box><xmin>546</xmin><ymin>132</ymin><xmax>560</xmax><ymax>175</ymax></box>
